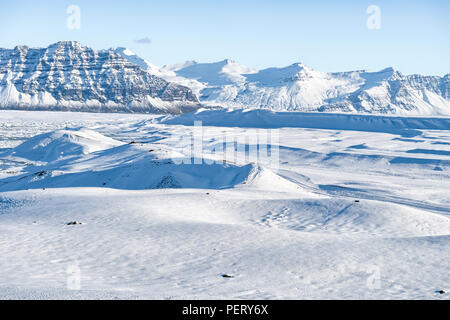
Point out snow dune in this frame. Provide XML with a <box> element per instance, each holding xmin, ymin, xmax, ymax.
<box><xmin>9</xmin><ymin>128</ymin><xmax>124</xmax><ymax>162</ymax></box>
<box><xmin>0</xmin><ymin>111</ymin><xmax>449</xmax><ymax>299</ymax></box>
<box><xmin>0</xmin><ymin>128</ymin><xmax>301</xmax><ymax>193</ymax></box>
<box><xmin>1</xmin><ymin>126</ymin><xmax>448</xmax><ymax>239</ymax></box>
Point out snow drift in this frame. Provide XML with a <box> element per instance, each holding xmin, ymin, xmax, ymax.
<box><xmin>0</xmin><ymin>128</ymin><xmax>301</xmax><ymax>192</ymax></box>
<box><xmin>159</xmin><ymin>108</ymin><xmax>450</xmax><ymax>134</ymax></box>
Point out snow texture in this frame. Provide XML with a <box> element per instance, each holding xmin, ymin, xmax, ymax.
<box><xmin>0</xmin><ymin>109</ymin><xmax>449</xmax><ymax>299</ymax></box>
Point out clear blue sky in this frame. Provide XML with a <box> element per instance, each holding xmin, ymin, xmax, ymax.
<box><xmin>0</xmin><ymin>0</ymin><xmax>448</xmax><ymax>75</ymax></box>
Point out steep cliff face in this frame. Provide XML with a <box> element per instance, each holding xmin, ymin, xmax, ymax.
<box><xmin>0</xmin><ymin>41</ymin><xmax>201</xmax><ymax>114</ymax></box>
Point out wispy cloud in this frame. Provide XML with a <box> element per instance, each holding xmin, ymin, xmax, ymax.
<box><xmin>134</xmin><ymin>37</ymin><xmax>151</xmax><ymax>44</ymax></box>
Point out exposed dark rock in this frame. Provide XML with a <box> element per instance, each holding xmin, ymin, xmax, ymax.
<box><xmin>67</xmin><ymin>221</ymin><xmax>82</xmax><ymax>226</ymax></box>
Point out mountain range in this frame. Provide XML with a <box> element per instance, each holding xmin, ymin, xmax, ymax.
<box><xmin>1</xmin><ymin>41</ymin><xmax>449</xmax><ymax>115</ymax></box>
<box><xmin>120</xmin><ymin>51</ymin><xmax>449</xmax><ymax>116</ymax></box>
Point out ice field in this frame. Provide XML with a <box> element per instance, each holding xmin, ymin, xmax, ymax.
<box><xmin>0</xmin><ymin>109</ymin><xmax>449</xmax><ymax>299</ymax></box>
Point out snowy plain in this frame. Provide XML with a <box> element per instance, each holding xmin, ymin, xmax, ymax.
<box><xmin>0</xmin><ymin>109</ymin><xmax>449</xmax><ymax>300</ymax></box>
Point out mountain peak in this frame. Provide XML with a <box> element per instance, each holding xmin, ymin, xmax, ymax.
<box><xmin>363</xmin><ymin>67</ymin><xmax>403</xmax><ymax>81</ymax></box>
<box><xmin>114</xmin><ymin>47</ymin><xmax>134</xmax><ymax>56</ymax></box>
<box><xmin>378</xmin><ymin>67</ymin><xmax>396</xmax><ymax>74</ymax></box>
<box><xmin>288</xmin><ymin>62</ymin><xmax>309</xmax><ymax>72</ymax></box>
<box><xmin>49</xmin><ymin>41</ymin><xmax>83</xmax><ymax>48</ymax></box>
<box><xmin>221</xmin><ymin>59</ymin><xmax>235</xmax><ymax>65</ymax></box>
<box><xmin>13</xmin><ymin>45</ymin><xmax>29</xmax><ymax>52</ymax></box>
<box><xmin>160</xmin><ymin>60</ymin><xmax>198</xmax><ymax>73</ymax></box>
<box><xmin>111</xmin><ymin>47</ymin><xmax>162</xmax><ymax>74</ymax></box>
<box><xmin>291</xmin><ymin>62</ymin><xmax>306</xmax><ymax>68</ymax></box>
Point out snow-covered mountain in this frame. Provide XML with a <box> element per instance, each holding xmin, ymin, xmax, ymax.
<box><xmin>119</xmin><ymin>53</ymin><xmax>450</xmax><ymax>116</ymax></box>
<box><xmin>0</xmin><ymin>41</ymin><xmax>201</xmax><ymax>114</ymax></box>
<box><xmin>1</xmin><ymin>41</ymin><xmax>447</xmax><ymax>115</ymax></box>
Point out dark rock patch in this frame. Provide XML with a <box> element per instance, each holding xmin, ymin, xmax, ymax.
<box><xmin>67</xmin><ymin>221</ymin><xmax>82</xmax><ymax>226</ymax></box>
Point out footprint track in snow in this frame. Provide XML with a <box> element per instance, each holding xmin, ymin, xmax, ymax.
<box><xmin>260</xmin><ymin>207</ymin><xmax>291</xmax><ymax>228</ymax></box>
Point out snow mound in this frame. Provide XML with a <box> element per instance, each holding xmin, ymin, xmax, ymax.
<box><xmin>0</xmin><ymin>128</ymin><xmax>302</xmax><ymax>192</ymax></box>
<box><xmin>10</xmin><ymin>128</ymin><xmax>124</xmax><ymax>162</ymax></box>
<box><xmin>0</xmin><ymin>159</ymin><xmax>300</xmax><ymax>192</ymax></box>
<box><xmin>241</xmin><ymin>165</ymin><xmax>304</xmax><ymax>192</ymax></box>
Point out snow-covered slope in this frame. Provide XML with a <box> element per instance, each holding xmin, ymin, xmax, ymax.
<box><xmin>9</xmin><ymin>128</ymin><xmax>123</xmax><ymax>162</ymax></box>
<box><xmin>113</xmin><ymin>48</ymin><xmax>207</xmax><ymax>98</ymax></box>
<box><xmin>117</xmin><ymin>51</ymin><xmax>450</xmax><ymax>115</ymax></box>
<box><xmin>0</xmin><ymin>110</ymin><xmax>449</xmax><ymax>299</ymax></box>
<box><xmin>159</xmin><ymin>108</ymin><xmax>450</xmax><ymax>133</ymax></box>
<box><xmin>177</xmin><ymin>62</ymin><xmax>449</xmax><ymax>115</ymax></box>
<box><xmin>2</xmin><ymin>41</ymin><xmax>446</xmax><ymax>115</ymax></box>
<box><xmin>0</xmin><ymin>128</ymin><xmax>302</xmax><ymax>193</ymax></box>
<box><xmin>0</xmin><ymin>42</ymin><xmax>202</xmax><ymax>114</ymax></box>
